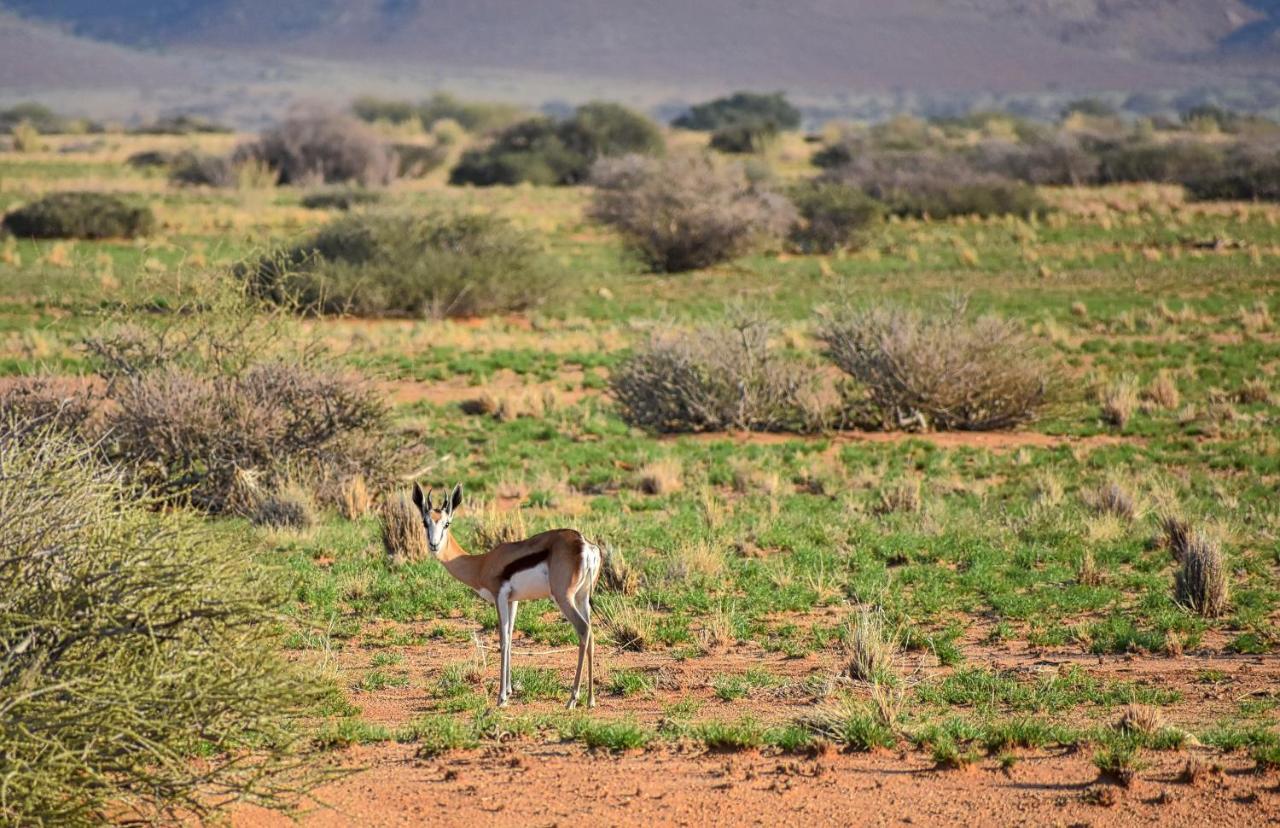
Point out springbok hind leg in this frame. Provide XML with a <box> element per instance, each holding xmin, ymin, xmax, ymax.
<box><xmin>577</xmin><ymin>591</ymin><xmax>596</xmax><ymax>708</ymax></box>
<box><xmin>556</xmin><ymin>596</ymin><xmax>589</xmax><ymax>709</ymax></box>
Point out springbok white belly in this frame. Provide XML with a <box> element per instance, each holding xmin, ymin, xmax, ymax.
<box><xmin>503</xmin><ymin>562</ymin><xmax>552</xmax><ymax>601</ymax></box>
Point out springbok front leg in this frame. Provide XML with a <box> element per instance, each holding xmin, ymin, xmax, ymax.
<box><xmin>496</xmin><ymin>595</ymin><xmax>513</xmax><ymax>706</ymax></box>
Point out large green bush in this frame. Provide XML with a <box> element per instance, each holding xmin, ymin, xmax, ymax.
<box><xmin>833</xmin><ymin>153</ymin><xmax>1045</xmax><ymax>219</ymax></box>
<box><xmin>248</xmin><ymin>211</ymin><xmax>552</xmax><ymax>317</ymax></box>
<box><xmin>2</xmin><ymin>192</ymin><xmax>155</xmax><ymax>239</ymax></box>
<box><xmin>0</xmin><ymin>425</ymin><xmax>317</xmax><ymax>825</ymax></box>
<box><xmin>786</xmin><ymin>179</ymin><xmax>882</xmax><ymax>253</ymax></box>
<box><xmin>673</xmin><ymin>91</ymin><xmax>800</xmax><ymax>131</ymax></box>
<box><xmin>449</xmin><ymin>102</ymin><xmax>663</xmax><ymax>186</ymax></box>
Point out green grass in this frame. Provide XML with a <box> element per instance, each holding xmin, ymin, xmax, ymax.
<box><xmin>3</xmin><ymin>143</ymin><xmax>1279</xmax><ymax>772</ymax></box>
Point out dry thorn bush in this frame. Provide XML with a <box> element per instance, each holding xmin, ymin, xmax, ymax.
<box><xmin>380</xmin><ymin>491</ymin><xmax>429</xmax><ymax>566</ymax></box>
<box><xmin>589</xmin><ymin>152</ymin><xmax>794</xmax><ymax>272</ymax></box>
<box><xmin>611</xmin><ymin>311</ymin><xmax>824</xmax><ymax>433</ymax></box>
<box><xmin>818</xmin><ymin>299</ymin><xmax>1053</xmax><ymax>431</ymax></box>
<box><xmin>1175</xmin><ymin>529</ymin><xmax>1230</xmax><ymax>617</ymax></box>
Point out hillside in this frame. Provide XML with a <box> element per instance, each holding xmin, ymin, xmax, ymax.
<box><xmin>4</xmin><ymin>0</ymin><xmax>1277</xmax><ymax>95</ymax></box>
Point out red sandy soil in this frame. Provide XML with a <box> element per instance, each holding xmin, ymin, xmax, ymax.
<box><xmin>230</xmin><ymin>616</ymin><xmax>1280</xmax><ymax>827</ymax></box>
<box><xmin>232</xmin><ymin>743</ymin><xmax>1278</xmax><ymax>827</ymax></box>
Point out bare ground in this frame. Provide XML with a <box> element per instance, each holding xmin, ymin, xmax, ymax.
<box><xmin>232</xmin><ymin>620</ymin><xmax>1280</xmax><ymax>826</ymax></box>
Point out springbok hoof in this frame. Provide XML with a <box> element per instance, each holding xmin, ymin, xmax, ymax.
<box><xmin>566</xmin><ymin>697</ymin><xmax>578</xmax><ymax>710</ymax></box>
<box><xmin>497</xmin><ymin>696</ymin><xmax>510</xmax><ymax>708</ymax></box>
<box><xmin>587</xmin><ymin>697</ymin><xmax>597</xmax><ymax>709</ymax></box>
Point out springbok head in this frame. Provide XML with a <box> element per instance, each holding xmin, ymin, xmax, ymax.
<box><xmin>412</xmin><ymin>482</ymin><xmax>463</xmax><ymax>555</ymax></box>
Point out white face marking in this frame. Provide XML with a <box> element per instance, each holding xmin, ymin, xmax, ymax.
<box><xmin>423</xmin><ymin>511</ymin><xmax>451</xmax><ymax>554</ymax></box>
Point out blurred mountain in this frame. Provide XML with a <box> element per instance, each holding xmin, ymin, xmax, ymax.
<box><xmin>3</xmin><ymin>0</ymin><xmax>1276</xmax><ymax>94</ymax></box>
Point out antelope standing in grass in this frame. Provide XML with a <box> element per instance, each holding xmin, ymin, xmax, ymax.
<box><xmin>412</xmin><ymin>482</ymin><xmax>602</xmax><ymax>708</ymax></box>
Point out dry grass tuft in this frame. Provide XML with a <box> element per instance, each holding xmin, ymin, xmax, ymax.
<box><xmin>875</xmin><ymin>478</ymin><xmax>922</xmax><ymax>515</ymax></box>
<box><xmin>599</xmin><ymin>544</ymin><xmax>640</xmax><ymax>595</ymax></box>
<box><xmin>1077</xmin><ymin>547</ymin><xmax>1104</xmax><ymax>586</ymax></box>
<box><xmin>336</xmin><ymin>474</ymin><xmax>371</xmax><ymax>520</ymax></box>
<box><xmin>637</xmin><ymin>458</ymin><xmax>683</xmax><ymax>495</ymax></box>
<box><xmin>1175</xmin><ymin>530</ymin><xmax>1230</xmax><ymax>617</ymax></box>
<box><xmin>1160</xmin><ymin>514</ymin><xmax>1192</xmax><ymax>562</ymax></box>
<box><xmin>729</xmin><ymin>457</ymin><xmax>782</xmax><ymax>496</ymax></box>
<box><xmin>380</xmin><ymin>491</ymin><xmax>429</xmax><ymax>566</ymax></box>
<box><xmin>467</xmin><ymin>501</ymin><xmax>529</xmax><ymax>551</ymax></box>
<box><xmin>597</xmin><ymin>598</ymin><xmax>656</xmax><ymax>651</ymax></box>
<box><xmin>1117</xmin><ymin>704</ymin><xmax>1164</xmax><ymax>735</ymax></box>
<box><xmin>1100</xmin><ymin>375</ymin><xmax>1139</xmax><ymax>428</ymax></box>
<box><xmin>1236</xmin><ymin>378</ymin><xmax>1273</xmax><ymax>405</ymax></box>
<box><xmin>1088</xmin><ymin>480</ymin><xmax>1139</xmax><ymax>521</ymax></box>
<box><xmin>846</xmin><ymin>609</ymin><xmax>900</xmax><ymax>684</ymax></box>
<box><xmin>1142</xmin><ymin>371</ymin><xmax>1181</xmax><ymax>410</ymax></box>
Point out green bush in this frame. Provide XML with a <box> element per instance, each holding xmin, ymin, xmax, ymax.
<box><xmin>709</xmin><ymin>120</ymin><xmax>779</xmax><ymax>154</ymax></box>
<box><xmin>248</xmin><ymin>211</ymin><xmax>552</xmax><ymax>318</ymax></box>
<box><xmin>1097</xmin><ymin>141</ymin><xmax>1226</xmax><ymax>185</ymax></box>
<box><xmin>449</xmin><ymin>102</ymin><xmax>663</xmax><ymax>186</ymax></box>
<box><xmin>449</xmin><ymin>117</ymin><xmax>582</xmax><ymax>186</ymax></box>
<box><xmin>0</xmin><ymin>425</ymin><xmax>318</xmax><ymax>826</ymax></box>
<box><xmin>1183</xmin><ymin>142</ymin><xmax>1280</xmax><ymax>202</ymax></box>
<box><xmin>300</xmin><ymin>187</ymin><xmax>383</xmax><ymax>210</ymax></box>
<box><xmin>673</xmin><ymin>91</ymin><xmax>800</xmax><ymax>131</ymax></box>
<box><xmin>2</xmin><ymin>192</ymin><xmax>155</xmax><ymax>239</ymax></box>
<box><xmin>169</xmin><ymin>151</ymin><xmax>236</xmax><ymax>187</ymax></box>
<box><xmin>835</xmin><ymin>153</ymin><xmax>1044</xmax><ymax>219</ymax></box>
<box><xmin>786</xmin><ymin>179</ymin><xmax>882</xmax><ymax>253</ymax></box>
<box><xmin>589</xmin><ymin>153</ymin><xmax>794</xmax><ymax>272</ymax></box>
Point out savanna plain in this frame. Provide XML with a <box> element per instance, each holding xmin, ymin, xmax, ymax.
<box><xmin>1</xmin><ymin>107</ymin><xmax>1279</xmax><ymax>826</ymax></box>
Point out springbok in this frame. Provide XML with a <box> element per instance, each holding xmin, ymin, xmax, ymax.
<box><xmin>412</xmin><ymin>482</ymin><xmax>602</xmax><ymax>708</ymax></box>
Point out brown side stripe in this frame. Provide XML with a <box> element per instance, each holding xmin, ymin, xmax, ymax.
<box><xmin>500</xmin><ymin>549</ymin><xmax>550</xmax><ymax>582</ymax></box>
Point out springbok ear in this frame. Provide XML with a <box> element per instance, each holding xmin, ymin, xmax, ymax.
<box><xmin>449</xmin><ymin>482</ymin><xmax>464</xmax><ymax>513</ymax></box>
<box><xmin>411</xmin><ymin>482</ymin><xmax>426</xmax><ymax>512</ymax></box>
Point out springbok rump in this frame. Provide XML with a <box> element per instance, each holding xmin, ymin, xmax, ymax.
<box><xmin>412</xmin><ymin>482</ymin><xmax>602</xmax><ymax>708</ymax></box>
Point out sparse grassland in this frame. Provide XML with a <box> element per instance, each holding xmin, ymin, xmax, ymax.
<box><xmin>2</xmin><ymin>126</ymin><xmax>1279</xmax><ymax>823</ymax></box>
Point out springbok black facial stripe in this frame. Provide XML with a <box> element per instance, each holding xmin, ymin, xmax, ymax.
<box><xmin>499</xmin><ymin>549</ymin><xmax>550</xmax><ymax>582</ymax></box>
